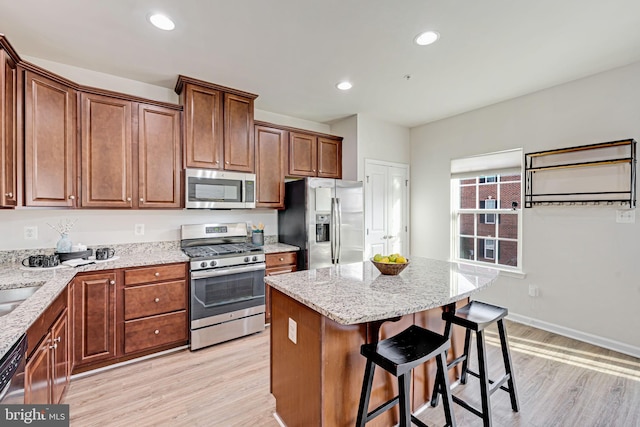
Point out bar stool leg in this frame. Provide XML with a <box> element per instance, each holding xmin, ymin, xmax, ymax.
<box><xmin>436</xmin><ymin>352</ymin><xmax>457</xmax><ymax>427</ymax></box>
<box><xmin>497</xmin><ymin>319</ymin><xmax>520</xmax><ymax>412</ymax></box>
<box><xmin>429</xmin><ymin>362</ymin><xmax>443</xmax><ymax>407</ymax></box>
<box><xmin>476</xmin><ymin>330</ymin><xmax>492</xmax><ymax>427</ymax></box>
<box><xmin>356</xmin><ymin>359</ymin><xmax>376</xmax><ymax>427</ymax></box>
<box><xmin>398</xmin><ymin>373</ymin><xmax>411</xmax><ymax>427</ymax></box>
<box><xmin>459</xmin><ymin>328</ymin><xmax>472</xmax><ymax>384</ymax></box>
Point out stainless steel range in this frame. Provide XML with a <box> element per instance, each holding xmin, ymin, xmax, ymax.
<box><xmin>181</xmin><ymin>223</ymin><xmax>266</xmax><ymax>350</ymax></box>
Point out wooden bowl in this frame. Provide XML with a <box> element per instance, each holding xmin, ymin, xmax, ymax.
<box><xmin>370</xmin><ymin>258</ymin><xmax>410</xmax><ymax>275</ymax></box>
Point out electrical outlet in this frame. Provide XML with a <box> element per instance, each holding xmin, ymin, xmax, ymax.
<box><xmin>288</xmin><ymin>318</ymin><xmax>297</xmax><ymax>344</ymax></box>
<box><xmin>134</xmin><ymin>224</ymin><xmax>145</xmax><ymax>235</ymax></box>
<box><xmin>528</xmin><ymin>284</ymin><xmax>539</xmax><ymax>297</ymax></box>
<box><xmin>24</xmin><ymin>226</ymin><xmax>38</xmax><ymax>240</ymax></box>
<box><xmin>616</xmin><ymin>209</ymin><xmax>635</xmax><ymax>223</ymax></box>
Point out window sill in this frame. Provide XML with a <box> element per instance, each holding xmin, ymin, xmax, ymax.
<box><xmin>452</xmin><ymin>259</ymin><xmax>526</xmax><ymax>279</ymax></box>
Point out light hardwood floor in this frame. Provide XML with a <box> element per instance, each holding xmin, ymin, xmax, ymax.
<box><xmin>64</xmin><ymin>321</ymin><xmax>640</xmax><ymax>427</ymax></box>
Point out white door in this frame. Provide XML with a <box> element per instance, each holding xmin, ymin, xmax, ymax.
<box><xmin>364</xmin><ymin>160</ymin><xmax>409</xmax><ymax>259</ymax></box>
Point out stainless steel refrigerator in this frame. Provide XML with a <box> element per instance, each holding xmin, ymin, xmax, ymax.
<box><xmin>278</xmin><ymin>178</ymin><xmax>364</xmax><ymax>270</ymax></box>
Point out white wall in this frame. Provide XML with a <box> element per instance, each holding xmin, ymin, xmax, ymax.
<box><xmin>330</xmin><ymin>115</ymin><xmax>358</xmax><ymax>181</ymax></box>
<box><xmin>356</xmin><ymin>114</ymin><xmax>411</xmax><ymax>181</ymax></box>
<box><xmin>410</xmin><ymin>61</ymin><xmax>640</xmax><ymax>355</ymax></box>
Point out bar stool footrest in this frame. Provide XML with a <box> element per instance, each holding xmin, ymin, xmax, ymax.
<box><xmin>364</xmin><ymin>396</ymin><xmax>399</xmax><ymax>422</ymax></box>
<box><xmin>452</xmin><ymin>395</ymin><xmax>484</xmax><ymax>419</ymax></box>
<box><xmin>465</xmin><ymin>370</ymin><xmax>513</xmax><ymax>395</ymax></box>
<box><xmin>410</xmin><ymin>415</ymin><xmax>430</xmax><ymax>427</ymax></box>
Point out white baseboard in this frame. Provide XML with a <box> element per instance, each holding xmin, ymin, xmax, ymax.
<box><xmin>507</xmin><ymin>313</ymin><xmax>640</xmax><ymax>359</ymax></box>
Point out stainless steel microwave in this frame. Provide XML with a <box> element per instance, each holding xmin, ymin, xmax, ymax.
<box><xmin>185</xmin><ymin>169</ymin><xmax>256</xmax><ymax>209</ymax></box>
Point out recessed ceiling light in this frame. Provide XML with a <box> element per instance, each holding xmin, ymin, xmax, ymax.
<box><xmin>149</xmin><ymin>13</ymin><xmax>175</xmax><ymax>31</ymax></box>
<box><xmin>414</xmin><ymin>31</ymin><xmax>439</xmax><ymax>46</ymax></box>
<box><xmin>336</xmin><ymin>81</ymin><xmax>353</xmax><ymax>91</ymax></box>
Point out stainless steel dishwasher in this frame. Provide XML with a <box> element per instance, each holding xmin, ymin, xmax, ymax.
<box><xmin>0</xmin><ymin>334</ymin><xmax>26</xmax><ymax>404</ymax></box>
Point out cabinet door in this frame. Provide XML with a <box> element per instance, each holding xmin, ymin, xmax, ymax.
<box><xmin>138</xmin><ymin>104</ymin><xmax>181</xmax><ymax>208</ymax></box>
<box><xmin>0</xmin><ymin>50</ymin><xmax>18</xmax><ymax>207</ymax></box>
<box><xmin>289</xmin><ymin>132</ymin><xmax>317</xmax><ymax>176</ymax></box>
<box><xmin>318</xmin><ymin>137</ymin><xmax>342</xmax><ymax>179</ymax></box>
<box><xmin>81</xmin><ymin>93</ymin><xmax>132</xmax><ymax>207</ymax></box>
<box><xmin>224</xmin><ymin>93</ymin><xmax>254</xmax><ymax>172</ymax></box>
<box><xmin>25</xmin><ymin>333</ymin><xmax>52</xmax><ymax>404</ymax></box>
<box><xmin>183</xmin><ymin>83</ymin><xmax>223</xmax><ymax>169</ymax></box>
<box><xmin>255</xmin><ymin>125</ymin><xmax>287</xmax><ymax>208</ymax></box>
<box><xmin>50</xmin><ymin>308</ymin><xmax>69</xmax><ymax>404</ymax></box>
<box><xmin>24</xmin><ymin>71</ymin><xmax>77</xmax><ymax>207</ymax></box>
<box><xmin>73</xmin><ymin>272</ymin><xmax>117</xmax><ymax>367</ymax></box>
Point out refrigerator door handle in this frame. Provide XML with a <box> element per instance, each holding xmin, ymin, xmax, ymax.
<box><xmin>330</xmin><ymin>197</ymin><xmax>336</xmax><ymax>263</ymax></box>
<box><xmin>336</xmin><ymin>198</ymin><xmax>342</xmax><ymax>263</ymax></box>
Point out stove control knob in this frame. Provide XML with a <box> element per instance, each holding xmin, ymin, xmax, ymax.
<box><xmin>209</xmin><ymin>260</ymin><xmax>217</xmax><ymax>267</ymax></box>
<box><xmin>200</xmin><ymin>261</ymin><xmax>207</xmax><ymax>268</ymax></box>
<box><xmin>244</xmin><ymin>257</ymin><xmax>250</xmax><ymax>263</ymax></box>
<box><xmin>252</xmin><ymin>256</ymin><xmax>258</xmax><ymax>262</ymax></box>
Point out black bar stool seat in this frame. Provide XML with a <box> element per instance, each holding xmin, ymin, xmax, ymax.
<box><xmin>356</xmin><ymin>325</ymin><xmax>456</xmax><ymax>427</ymax></box>
<box><xmin>431</xmin><ymin>301</ymin><xmax>519</xmax><ymax>427</ymax></box>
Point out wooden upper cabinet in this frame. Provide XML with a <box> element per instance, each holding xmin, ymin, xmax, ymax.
<box><xmin>0</xmin><ymin>48</ymin><xmax>18</xmax><ymax>207</ymax></box>
<box><xmin>176</xmin><ymin>76</ymin><xmax>257</xmax><ymax>172</ymax></box>
<box><xmin>255</xmin><ymin>124</ymin><xmax>287</xmax><ymax>208</ymax></box>
<box><xmin>80</xmin><ymin>92</ymin><xmax>133</xmax><ymax>208</ymax></box>
<box><xmin>138</xmin><ymin>104</ymin><xmax>182</xmax><ymax>208</ymax></box>
<box><xmin>182</xmin><ymin>83</ymin><xmax>223</xmax><ymax>169</ymax></box>
<box><xmin>224</xmin><ymin>93</ymin><xmax>254</xmax><ymax>172</ymax></box>
<box><xmin>317</xmin><ymin>137</ymin><xmax>342</xmax><ymax>178</ymax></box>
<box><xmin>289</xmin><ymin>132</ymin><xmax>317</xmax><ymax>177</ymax></box>
<box><xmin>289</xmin><ymin>131</ymin><xmax>342</xmax><ymax>179</ymax></box>
<box><xmin>24</xmin><ymin>71</ymin><xmax>77</xmax><ymax>207</ymax></box>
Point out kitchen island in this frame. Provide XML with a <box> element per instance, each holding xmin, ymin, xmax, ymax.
<box><xmin>265</xmin><ymin>257</ymin><xmax>500</xmax><ymax>427</ymax></box>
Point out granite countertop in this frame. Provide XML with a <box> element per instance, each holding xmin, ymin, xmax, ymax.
<box><xmin>0</xmin><ymin>249</ymin><xmax>189</xmax><ymax>361</ymax></box>
<box><xmin>265</xmin><ymin>257</ymin><xmax>500</xmax><ymax>325</ymax></box>
<box><xmin>262</xmin><ymin>243</ymin><xmax>299</xmax><ymax>254</ymax></box>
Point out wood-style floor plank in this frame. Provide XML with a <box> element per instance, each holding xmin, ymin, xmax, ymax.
<box><xmin>64</xmin><ymin>321</ymin><xmax>640</xmax><ymax>427</ymax></box>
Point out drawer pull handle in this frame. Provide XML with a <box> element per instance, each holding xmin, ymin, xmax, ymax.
<box><xmin>154</xmin><ymin>272</ymin><xmax>160</xmax><ymax>277</ymax></box>
<box><xmin>154</xmin><ymin>298</ymin><xmax>160</xmax><ymax>303</ymax></box>
<box><xmin>154</xmin><ymin>329</ymin><xmax>160</xmax><ymax>335</ymax></box>
<box><xmin>5</xmin><ymin>192</ymin><xmax>12</xmax><ymax>198</ymax></box>
<box><xmin>110</xmin><ymin>280</ymin><xmax>115</xmax><ymax>285</ymax></box>
<box><xmin>279</xmin><ymin>257</ymin><xmax>284</xmax><ymax>261</ymax></box>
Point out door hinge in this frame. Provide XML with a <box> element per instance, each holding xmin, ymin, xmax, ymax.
<box><xmin>366</xmin><ymin>228</ymin><xmax>369</xmax><ymax>235</ymax></box>
<box><xmin>405</xmin><ymin>226</ymin><xmax>407</xmax><ymax>232</ymax></box>
<box><xmin>405</xmin><ymin>179</ymin><xmax>408</xmax><ymax>187</ymax></box>
<box><xmin>366</xmin><ymin>176</ymin><xmax>369</xmax><ymax>183</ymax></box>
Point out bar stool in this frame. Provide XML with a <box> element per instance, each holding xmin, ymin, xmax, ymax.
<box><xmin>430</xmin><ymin>301</ymin><xmax>519</xmax><ymax>427</ymax></box>
<box><xmin>356</xmin><ymin>325</ymin><xmax>456</xmax><ymax>427</ymax></box>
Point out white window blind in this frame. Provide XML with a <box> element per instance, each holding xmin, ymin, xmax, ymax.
<box><xmin>451</xmin><ymin>148</ymin><xmax>523</xmax><ymax>179</ymax></box>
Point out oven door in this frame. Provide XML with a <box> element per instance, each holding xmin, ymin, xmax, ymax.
<box><xmin>190</xmin><ymin>263</ymin><xmax>265</xmax><ymax>326</ymax></box>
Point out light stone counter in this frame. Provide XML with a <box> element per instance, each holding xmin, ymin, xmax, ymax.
<box><xmin>0</xmin><ymin>249</ymin><xmax>189</xmax><ymax>360</ymax></box>
<box><xmin>262</xmin><ymin>243</ymin><xmax>299</xmax><ymax>254</ymax></box>
<box><xmin>264</xmin><ymin>257</ymin><xmax>500</xmax><ymax>325</ymax></box>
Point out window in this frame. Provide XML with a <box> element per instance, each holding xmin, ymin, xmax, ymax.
<box><xmin>451</xmin><ymin>149</ymin><xmax>523</xmax><ymax>272</ymax></box>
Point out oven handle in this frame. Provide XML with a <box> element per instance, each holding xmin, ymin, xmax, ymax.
<box><xmin>191</xmin><ymin>263</ymin><xmax>266</xmax><ymax>279</ymax></box>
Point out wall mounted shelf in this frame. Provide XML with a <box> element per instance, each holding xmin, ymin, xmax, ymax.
<box><xmin>525</xmin><ymin>138</ymin><xmax>636</xmax><ymax>208</ymax></box>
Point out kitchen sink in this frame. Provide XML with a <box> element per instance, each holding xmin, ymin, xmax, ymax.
<box><xmin>0</xmin><ymin>285</ymin><xmax>43</xmax><ymax>317</ymax></box>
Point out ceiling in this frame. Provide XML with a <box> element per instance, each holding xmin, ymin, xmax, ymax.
<box><xmin>2</xmin><ymin>0</ymin><xmax>640</xmax><ymax>128</ymax></box>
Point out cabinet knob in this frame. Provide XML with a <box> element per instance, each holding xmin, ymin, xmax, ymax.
<box><xmin>225</xmin><ymin>161</ymin><xmax>230</xmax><ymax>164</ymax></box>
<box><xmin>5</xmin><ymin>192</ymin><xmax>12</xmax><ymax>198</ymax></box>
<box><xmin>154</xmin><ymin>297</ymin><xmax>160</xmax><ymax>303</ymax></box>
<box><xmin>69</xmin><ymin>195</ymin><xmax>75</xmax><ymax>200</ymax></box>
<box><xmin>49</xmin><ymin>343</ymin><xmax>58</xmax><ymax>349</ymax></box>
<box><xmin>110</xmin><ymin>280</ymin><xmax>115</xmax><ymax>285</ymax></box>
<box><xmin>127</xmin><ymin>197</ymin><xmax>132</xmax><ymax>202</ymax></box>
<box><xmin>154</xmin><ymin>329</ymin><xmax>160</xmax><ymax>335</ymax></box>
<box><xmin>313</xmin><ymin>170</ymin><xmax>316</xmax><ymax>172</ymax></box>
<box><xmin>279</xmin><ymin>257</ymin><xmax>284</xmax><ymax>261</ymax></box>
<box><xmin>215</xmin><ymin>160</ymin><xmax>219</xmax><ymax>164</ymax></box>
<box><xmin>54</xmin><ymin>337</ymin><xmax>61</xmax><ymax>343</ymax></box>
<box><xmin>140</xmin><ymin>198</ymin><xmax>144</xmax><ymax>202</ymax></box>
<box><xmin>154</xmin><ymin>272</ymin><xmax>160</xmax><ymax>277</ymax></box>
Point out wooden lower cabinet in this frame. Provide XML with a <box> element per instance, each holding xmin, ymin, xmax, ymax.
<box><xmin>25</xmin><ymin>288</ymin><xmax>70</xmax><ymax>404</ymax></box>
<box><xmin>72</xmin><ymin>271</ymin><xmax>117</xmax><ymax>369</ymax></box>
<box><xmin>72</xmin><ymin>263</ymin><xmax>188</xmax><ymax>374</ymax></box>
<box><xmin>265</xmin><ymin>251</ymin><xmax>297</xmax><ymax>323</ymax></box>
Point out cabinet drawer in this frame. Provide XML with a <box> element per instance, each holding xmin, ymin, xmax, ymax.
<box><xmin>124</xmin><ymin>280</ymin><xmax>187</xmax><ymax>320</ymax></box>
<box><xmin>266</xmin><ymin>252</ymin><xmax>297</xmax><ymax>268</ymax></box>
<box><xmin>124</xmin><ymin>311</ymin><xmax>187</xmax><ymax>354</ymax></box>
<box><xmin>266</xmin><ymin>265</ymin><xmax>297</xmax><ymax>276</ymax></box>
<box><xmin>124</xmin><ymin>263</ymin><xmax>187</xmax><ymax>286</ymax></box>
